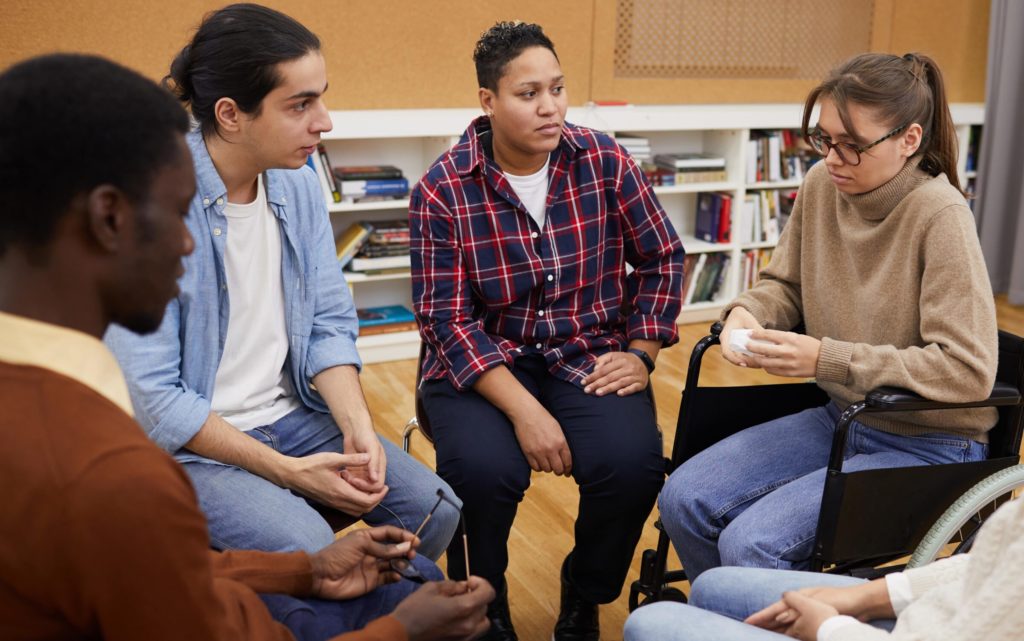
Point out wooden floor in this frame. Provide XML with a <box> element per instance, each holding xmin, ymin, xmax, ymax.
<box><xmin>359</xmin><ymin>296</ymin><xmax>1024</xmax><ymax>641</ymax></box>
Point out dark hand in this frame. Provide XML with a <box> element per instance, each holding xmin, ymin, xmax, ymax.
<box><xmin>309</xmin><ymin>526</ymin><xmax>418</xmax><ymax>599</ymax></box>
<box><xmin>392</xmin><ymin>576</ymin><xmax>496</xmax><ymax>641</ymax></box>
<box><xmin>582</xmin><ymin>351</ymin><xmax>649</xmax><ymax>396</ymax></box>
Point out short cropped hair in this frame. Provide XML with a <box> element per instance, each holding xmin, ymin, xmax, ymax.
<box><xmin>166</xmin><ymin>3</ymin><xmax>321</xmax><ymax>138</ymax></box>
<box><xmin>473</xmin><ymin>21</ymin><xmax>558</xmax><ymax>91</ymax></box>
<box><xmin>0</xmin><ymin>53</ymin><xmax>189</xmax><ymax>255</ymax></box>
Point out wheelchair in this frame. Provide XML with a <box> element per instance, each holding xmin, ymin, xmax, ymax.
<box><xmin>628</xmin><ymin>323</ymin><xmax>1024</xmax><ymax>610</ymax></box>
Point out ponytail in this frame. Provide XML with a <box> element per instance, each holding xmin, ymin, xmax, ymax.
<box><xmin>907</xmin><ymin>53</ymin><xmax>964</xmax><ymax>196</ymax></box>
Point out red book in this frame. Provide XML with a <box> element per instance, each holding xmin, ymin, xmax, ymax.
<box><xmin>716</xmin><ymin>193</ymin><xmax>732</xmax><ymax>243</ymax></box>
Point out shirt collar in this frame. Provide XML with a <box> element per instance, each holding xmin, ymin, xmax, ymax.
<box><xmin>0</xmin><ymin>312</ymin><xmax>135</xmax><ymax>417</ymax></box>
<box><xmin>452</xmin><ymin>115</ymin><xmax>589</xmax><ymax>177</ymax></box>
<box><xmin>187</xmin><ymin>130</ymin><xmax>290</xmax><ymax>213</ymax></box>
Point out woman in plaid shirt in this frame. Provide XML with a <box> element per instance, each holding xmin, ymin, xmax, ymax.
<box><xmin>410</xmin><ymin>21</ymin><xmax>685</xmax><ymax>641</ymax></box>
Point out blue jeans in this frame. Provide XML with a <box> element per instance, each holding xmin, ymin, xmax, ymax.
<box><xmin>624</xmin><ymin>567</ymin><xmax>894</xmax><ymax>640</ymax></box>
<box><xmin>261</xmin><ymin>556</ymin><xmax>443</xmax><ymax>641</ymax></box>
<box><xmin>659</xmin><ymin>402</ymin><xmax>987</xmax><ymax>580</ymax></box>
<box><xmin>182</xmin><ymin>405</ymin><xmax>459</xmax><ymax>559</ymax></box>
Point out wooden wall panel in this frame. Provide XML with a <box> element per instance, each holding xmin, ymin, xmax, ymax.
<box><xmin>0</xmin><ymin>0</ymin><xmax>594</xmax><ymax>109</ymax></box>
<box><xmin>0</xmin><ymin>0</ymin><xmax>989</xmax><ymax>108</ymax></box>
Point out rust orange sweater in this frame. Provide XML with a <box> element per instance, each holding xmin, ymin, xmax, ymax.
<box><xmin>0</xmin><ymin>362</ymin><xmax>404</xmax><ymax>641</ymax></box>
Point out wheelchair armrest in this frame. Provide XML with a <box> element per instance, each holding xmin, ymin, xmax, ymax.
<box><xmin>827</xmin><ymin>381</ymin><xmax>1021</xmax><ymax>473</ymax></box>
<box><xmin>865</xmin><ymin>382</ymin><xmax>1022</xmax><ymax>412</ymax></box>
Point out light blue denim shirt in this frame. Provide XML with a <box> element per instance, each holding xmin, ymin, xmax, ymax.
<box><xmin>104</xmin><ymin>131</ymin><xmax>360</xmax><ymax>456</ymax></box>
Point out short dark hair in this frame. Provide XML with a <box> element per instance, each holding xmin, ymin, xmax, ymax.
<box><xmin>166</xmin><ymin>3</ymin><xmax>321</xmax><ymax>138</ymax></box>
<box><xmin>0</xmin><ymin>53</ymin><xmax>189</xmax><ymax>256</ymax></box>
<box><xmin>473</xmin><ymin>21</ymin><xmax>558</xmax><ymax>91</ymax></box>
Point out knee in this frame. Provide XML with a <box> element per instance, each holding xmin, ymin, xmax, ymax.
<box><xmin>438</xmin><ymin>452</ymin><xmax>530</xmax><ymax>506</ymax></box>
<box><xmin>717</xmin><ymin>522</ymin><xmax>781</xmax><ymax>569</ymax></box>
<box><xmin>578</xmin><ymin>437</ymin><xmax>665</xmax><ymax>500</ymax></box>
<box><xmin>249</xmin><ymin>517</ymin><xmax>336</xmax><ymax>554</ymax></box>
<box><xmin>624</xmin><ymin>602</ymin><xmax>688</xmax><ymax>641</ymax></box>
<box><xmin>688</xmin><ymin>567</ymin><xmax>747</xmax><ymax>610</ymax></box>
<box><xmin>657</xmin><ymin>466</ymin><xmax>705</xmax><ymax>536</ymax></box>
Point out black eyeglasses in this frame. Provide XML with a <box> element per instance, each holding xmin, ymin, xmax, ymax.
<box><xmin>389</xmin><ymin>488</ymin><xmax>469</xmax><ymax>584</ymax></box>
<box><xmin>808</xmin><ymin>124</ymin><xmax>907</xmax><ymax>166</ymax></box>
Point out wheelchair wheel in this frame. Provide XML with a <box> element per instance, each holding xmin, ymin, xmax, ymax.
<box><xmin>908</xmin><ymin>464</ymin><xmax>1024</xmax><ymax>568</ymax></box>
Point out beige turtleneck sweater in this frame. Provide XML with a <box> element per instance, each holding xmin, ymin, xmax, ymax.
<box><xmin>727</xmin><ymin>157</ymin><xmax>998</xmax><ymax>440</ymax></box>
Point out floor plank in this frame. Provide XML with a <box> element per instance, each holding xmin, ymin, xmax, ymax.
<box><xmin>361</xmin><ymin>295</ymin><xmax>1024</xmax><ymax>640</ymax></box>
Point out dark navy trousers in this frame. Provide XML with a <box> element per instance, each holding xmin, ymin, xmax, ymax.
<box><xmin>421</xmin><ymin>354</ymin><xmax>665</xmax><ymax>603</ymax></box>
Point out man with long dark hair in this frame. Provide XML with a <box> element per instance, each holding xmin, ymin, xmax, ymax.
<box><xmin>105</xmin><ymin>3</ymin><xmax>459</xmax><ymax>559</ymax></box>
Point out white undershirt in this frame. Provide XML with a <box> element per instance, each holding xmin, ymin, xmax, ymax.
<box><xmin>504</xmin><ymin>156</ymin><xmax>550</xmax><ymax>231</ymax></box>
<box><xmin>211</xmin><ymin>174</ymin><xmax>300</xmax><ymax>431</ymax></box>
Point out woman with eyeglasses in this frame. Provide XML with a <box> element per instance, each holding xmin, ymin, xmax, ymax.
<box><xmin>656</xmin><ymin>52</ymin><xmax>999</xmax><ymax>585</ymax></box>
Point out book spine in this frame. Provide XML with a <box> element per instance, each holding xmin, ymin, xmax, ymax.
<box><xmin>317</xmin><ymin>145</ymin><xmax>341</xmax><ymax>203</ymax></box>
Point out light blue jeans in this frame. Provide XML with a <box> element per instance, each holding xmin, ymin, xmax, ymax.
<box><xmin>182</xmin><ymin>405</ymin><xmax>459</xmax><ymax>560</ymax></box>
<box><xmin>624</xmin><ymin>567</ymin><xmax>894</xmax><ymax>640</ymax></box>
<box><xmin>659</xmin><ymin>402</ymin><xmax>987</xmax><ymax>580</ymax></box>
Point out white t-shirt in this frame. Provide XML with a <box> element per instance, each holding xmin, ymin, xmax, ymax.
<box><xmin>211</xmin><ymin>174</ymin><xmax>300</xmax><ymax>431</ymax></box>
<box><xmin>504</xmin><ymin>156</ymin><xmax>550</xmax><ymax>230</ymax></box>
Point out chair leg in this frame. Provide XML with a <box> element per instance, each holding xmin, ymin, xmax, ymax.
<box><xmin>402</xmin><ymin>417</ymin><xmax>420</xmax><ymax>453</ymax></box>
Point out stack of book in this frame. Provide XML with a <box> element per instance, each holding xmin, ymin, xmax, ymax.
<box><xmin>333</xmin><ymin>165</ymin><xmax>409</xmax><ymax>203</ymax></box>
<box><xmin>337</xmin><ymin>218</ymin><xmax>411</xmax><ymax>273</ymax></box>
<box><xmin>746</xmin><ymin>130</ymin><xmax>816</xmax><ymax>184</ymax></box>
<box><xmin>357</xmin><ymin>304</ymin><xmax>418</xmax><ymax>336</ymax></box>
<box><xmin>740</xmin><ymin>248</ymin><xmax>774</xmax><ymax>292</ymax></box>
<box><xmin>614</xmin><ymin>135</ymin><xmax>652</xmax><ymax>163</ymax></box>
<box><xmin>653</xmin><ymin>152</ymin><xmax>728</xmax><ymax>184</ymax></box>
<box><xmin>681</xmin><ymin>253</ymin><xmax>730</xmax><ymax>305</ymax></box>
<box><xmin>694</xmin><ymin>192</ymin><xmax>733</xmax><ymax>244</ymax></box>
<box><xmin>640</xmin><ymin>162</ymin><xmax>677</xmax><ymax>187</ymax></box>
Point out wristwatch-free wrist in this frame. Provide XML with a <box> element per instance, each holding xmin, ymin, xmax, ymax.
<box><xmin>627</xmin><ymin>348</ymin><xmax>656</xmax><ymax>374</ymax></box>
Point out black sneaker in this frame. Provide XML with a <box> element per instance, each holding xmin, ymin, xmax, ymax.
<box><xmin>479</xmin><ymin>579</ymin><xmax>518</xmax><ymax>641</ymax></box>
<box><xmin>553</xmin><ymin>554</ymin><xmax>599</xmax><ymax>641</ymax></box>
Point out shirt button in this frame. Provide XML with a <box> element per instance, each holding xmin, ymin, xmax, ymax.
<box><xmin>538</xmin><ymin>310</ymin><xmax>545</xmax><ymax>317</ymax></box>
<box><xmin>282</xmin><ymin>196</ymin><xmax>287</xmax><ymax>204</ymax></box>
<box><xmin>531</xmin><ymin>231</ymin><xmax>539</xmax><ymax>239</ymax></box>
<box><xmin>213</xmin><ymin>228</ymin><xmax>222</xmax><ymax>236</ymax></box>
<box><xmin>202</xmin><ymin>198</ymin><xmax>210</xmax><ymax>206</ymax></box>
<box><xmin>547</xmin><ymin>274</ymin><xmax>554</xmax><ymax>282</ymax></box>
<box><xmin>535</xmin><ymin>343</ymin><xmax>542</xmax><ymax>349</ymax></box>
<box><xmin>216</xmin><ymin>198</ymin><xmax>224</xmax><ymax>206</ymax></box>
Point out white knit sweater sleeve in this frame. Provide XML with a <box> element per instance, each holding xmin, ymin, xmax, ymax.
<box><xmin>829</xmin><ymin>500</ymin><xmax>1024</xmax><ymax>641</ymax></box>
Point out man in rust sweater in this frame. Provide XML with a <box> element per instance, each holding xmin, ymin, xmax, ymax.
<box><xmin>0</xmin><ymin>54</ymin><xmax>492</xmax><ymax>641</ymax></box>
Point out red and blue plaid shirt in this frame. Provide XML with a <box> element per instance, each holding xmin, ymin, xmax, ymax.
<box><xmin>410</xmin><ymin>116</ymin><xmax>685</xmax><ymax>390</ymax></box>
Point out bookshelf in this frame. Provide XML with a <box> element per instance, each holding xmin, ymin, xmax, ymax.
<box><xmin>320</xmin><ymin>103</ymin><xmax>985</xmax><ymax>362</ymax></box>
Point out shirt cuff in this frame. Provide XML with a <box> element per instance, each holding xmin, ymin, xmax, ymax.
<box><xmin>818</xmin><ymin>615</ymin><xmax>861</xmax><ymax>641</ymax></box>
<box><xmin>885</xmin><ymin>572</ymin><xmax>914</xmax><ymax>616</ymax></box>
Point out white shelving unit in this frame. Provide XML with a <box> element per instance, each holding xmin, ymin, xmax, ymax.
<box><xmin>321</xmin><ymin>103</ymin><xmax>985</xmax><ymax>362</ymax></box>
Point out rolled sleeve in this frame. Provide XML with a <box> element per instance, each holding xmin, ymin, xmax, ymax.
<box><xmin>104</xmin><ymin>301</ymin><xmax>211</xmax><ymax>454</ymax></box>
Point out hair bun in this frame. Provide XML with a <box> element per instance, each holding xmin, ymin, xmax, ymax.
<box><xmin>164</xmin><ymin>45</ymin><xmax>194</xmax><ymax>103</ymax></box>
